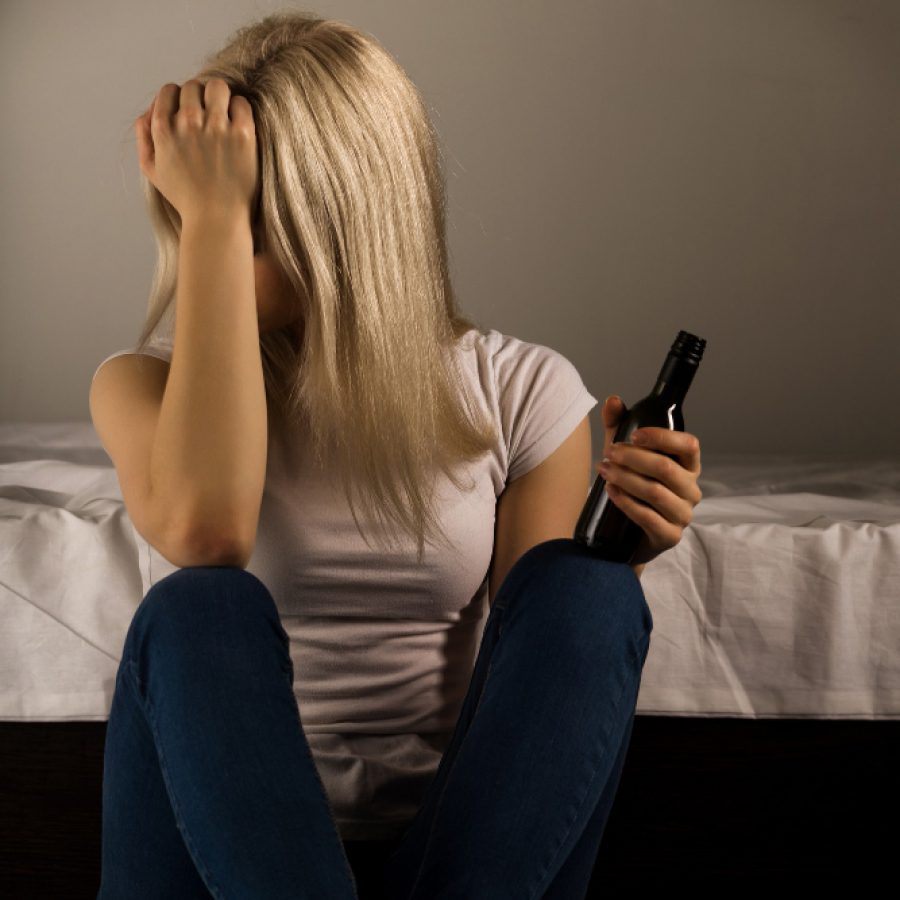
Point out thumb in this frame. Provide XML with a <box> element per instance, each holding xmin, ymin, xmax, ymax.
<box><xmin>134</xmin><ymin>98</ymin><xmax>157</xmax><ymax>179</ymax></box>
<box><xmin>601</xmin><ymin>395</ymin><xmax>626</xmax><ymax>455</ymax></box>
<box><xmin>602</xmin><ymin>394</ymin><xmax>626</xmax><ymax>428</ymax></box>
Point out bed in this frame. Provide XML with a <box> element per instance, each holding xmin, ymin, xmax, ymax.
<box><xmin>1</xmin><ymin>421</ymin><xmax>897</xmax><ymax>895</ymax></box>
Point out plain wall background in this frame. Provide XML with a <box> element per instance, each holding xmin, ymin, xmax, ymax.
<box><xmin>2</xmin><ymin>0</ymin><xmax>898</xmax><ymax>460</ymax></box>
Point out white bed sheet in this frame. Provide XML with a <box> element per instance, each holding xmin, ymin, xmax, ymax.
<box><xmin>1</xmin><ymin>423</ymin><xmax>898</xmax><ymax>721</ymax></box>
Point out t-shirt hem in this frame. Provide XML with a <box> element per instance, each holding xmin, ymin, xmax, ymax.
<box><xmin>507</xmin><ymin>390</ymin><xmax>598</xmax><ymax>483</ymax></box>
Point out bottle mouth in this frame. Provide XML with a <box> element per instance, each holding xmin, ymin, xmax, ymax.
<box><xmin>674</xmin><ymin>331</ymin><xmax>706</xmax><ymax>364</ymax></box>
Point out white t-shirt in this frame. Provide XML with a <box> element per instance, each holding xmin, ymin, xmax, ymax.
<box><xmin>92</xmin><ymin>327</ymin><xmax>598</xmax><ymax>840</ymax></box>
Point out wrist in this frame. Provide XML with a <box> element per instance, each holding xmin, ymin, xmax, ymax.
<box><xmin>180</xmin><ymin>205</ymin><xmax>251</xmax><ymax>237</ymax></box>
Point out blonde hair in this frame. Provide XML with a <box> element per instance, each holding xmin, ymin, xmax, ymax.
<box><xmin>130</xmin><ymin>9</ymin><xmax>498</xmax><ymax>564</ymax></box>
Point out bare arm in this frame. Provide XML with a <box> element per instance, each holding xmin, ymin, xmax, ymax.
<box><xmin>149</xmin><ymin>211</ymin><xmax>266</xmax><ymax>557</ymax></box>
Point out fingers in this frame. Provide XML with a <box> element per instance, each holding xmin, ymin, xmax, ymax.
<box><xmin>155</xmin><ymin>83</ymin><xmax>180</xmax><ymax>123</ymax></box>
<box><xmin>135</xmin><ymin>89</ymin><xmax>167</xmax><ymax>173</ymax></box>
<box><xmin>142</xmin><ymin>78</ymin><xmax>246</xmax><ymax>128</ymax></box>
<box><xmin>605</xmin><ymin>440</ymin><xmax>701</xmax><ymax>507</ymax></box>
<box><xmin>134</xmin><ymin>98</ymin><xmax>155</xmax><ymax>172</ymax></box>
<box><xmin>605</xmin><ymin>483</ymin><xmax>684</xmax><ymax>550</ymax></box>
<box><xmin>601</xmin><ymin>459</ymin><xmax>695</xmax><ymax>529</ymax></box>
<box><xmin>134</xmin><ymin>94</ymin><xmax>155</xmax><ymax>133</ymax></box>
<box><xmin>634</xmin><ymin>427</ymin><xmax>699</xmax><ymax>455</ymax></box>
<box><xmin>176</xmin><ymin>80</ymin><xmax>204</xmax><ymax>125</ymax></box>
<box><xmin>602</xmin><ymin>395</ymin><xmax>624</xmax><ymax>422</ymax></box>
<box><xmin>202</xmin><ymin>77</ymin><xmax>233</xmax><ymax>122</ymax></box>
<box><xmin>633</xmin><ymin>428</ymin><xmax>701</xmax><ymax>474</ymax></box>
<box><xmin>602</xmin><ymin>395</ymin><xmax>625</xmax><ymax>449</ymax></box>
<box><xmin>228</xmin><ymin>93</ymin><xmax>254</xmax><ymax>127</ymax></box>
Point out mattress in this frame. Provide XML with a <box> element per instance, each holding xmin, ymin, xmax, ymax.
<box><xmin>1</xmin><ymin>422</ymin><xmax>897</xmax><ymax>722</ymax></box>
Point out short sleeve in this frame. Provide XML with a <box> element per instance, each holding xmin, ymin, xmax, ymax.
<box><xmin>91</xmin><ymin>337</ymin><xmax>174</xmax><ymax>385</ymax></box>
<box><xmin>491</xmin><ymin>333</ymin><xmax>599</xmax><ymax>484</ymax></box>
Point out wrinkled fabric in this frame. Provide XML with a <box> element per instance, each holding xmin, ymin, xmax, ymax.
<box><xmin>636</xmin><ymin>455</ymin><xmax>900</xmax><ymax>721</ymax></box>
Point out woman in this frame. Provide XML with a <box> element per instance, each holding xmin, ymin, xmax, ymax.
<box><xmin>92</xmin><ymin>10</ymin><xmax>703</xmax><ymax>899</ymax></box>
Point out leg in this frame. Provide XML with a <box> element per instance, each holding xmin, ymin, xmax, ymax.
<box><xmin>97</xmin><ymin>566</ymin><xmax>358</xmax><ymax>900</ymax></box>
<box><xmin>98</xmin><ymin>657</ymin><xmax>214</xmax><ymax>898</ymax></box>
<box><xmin>539</xmin><ymin>703</ymin><xmax>639</xmax><ymax>899</ymax></box>
<box><xmin>382</xmin><ymin>538</ymin><xmax>653</xmax><ymax>900</ymax></box>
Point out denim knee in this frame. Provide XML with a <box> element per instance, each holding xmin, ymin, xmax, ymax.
<box><xmin>500</xmin><ymin>538</ymin><xmax>653</xmax><ymax>664</ymax></box>
<box><xmin>123</xmin><ymin>566</ymin><xmax>286</xmax><ymax>667</ymax></box>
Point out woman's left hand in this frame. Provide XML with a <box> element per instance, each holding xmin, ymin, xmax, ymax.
<box><xmin>595</xmin><ymin>421</ymin><xmax>703</xmax><ymax>568</ymax></box>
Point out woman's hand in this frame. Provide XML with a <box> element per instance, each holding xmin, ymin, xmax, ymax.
<box><xmin>595</xmin><ymin>395</ymin><xmax>703</xmax><ymax>568</ymax></box>
<box><xmin>134</xmin><ymin>78</ymin><xmax>258</xmax><ymax>224</ymax></box>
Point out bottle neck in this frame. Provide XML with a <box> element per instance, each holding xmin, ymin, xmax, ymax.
<box><xmin>650</xmin><ymin>354</ymin><xmax>698</xmax><ymax>404</ymax></box>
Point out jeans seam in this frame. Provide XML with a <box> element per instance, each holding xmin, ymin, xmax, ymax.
<box><xmin>124</xmin><ymin>658</ymin><xmax>227</xmax><ymax>900</ymax></box>
<box><xmin>526</xmin><ymin>651</ymin><xmax>635</xmax><ymax>899</ymax></box>
<box><xmin>403</xmin><ymin>606</ymin><xmax>504</xmax><ymax>897</ymax></box>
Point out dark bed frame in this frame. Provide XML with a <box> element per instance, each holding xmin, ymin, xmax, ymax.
<box><xmin>1</xmin><ymin>715</ymin><xmax>894</xmax><ymax>897</ymax></box>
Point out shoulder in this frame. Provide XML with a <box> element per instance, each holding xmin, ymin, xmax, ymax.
<box><xmin>91</xmin><ymin>336</ymin><xmax>173</xmax><ymax>385</ymax></box>
<box><xmin>465</xmin><ymin>329</ymin><xmax>597</xmax><ymax>484</ymax></box>
<box><xmin>465</xmin><ymin>329</ymin><xmax>586</xmax><ymax>399</ymax></box>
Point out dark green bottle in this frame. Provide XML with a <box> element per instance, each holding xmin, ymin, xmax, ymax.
<box><xmin>574</xmin><ymin>330</ymin><xmax>707</xmax><ymax>563</ymax></box>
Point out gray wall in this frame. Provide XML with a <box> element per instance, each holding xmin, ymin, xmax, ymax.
<box><xmin>2</xmin><ymin>0</ymin><xmax>898</xmax><ymax>460</ymax></box>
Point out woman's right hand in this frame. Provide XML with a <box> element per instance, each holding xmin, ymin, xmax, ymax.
<box><xmin>134</xmin><ymin>78</ymin><xmax>259</xmax><ymax>223</ymax></box>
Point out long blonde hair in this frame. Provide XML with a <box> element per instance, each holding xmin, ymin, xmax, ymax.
<box><xmin>130</xmin><ymin>10</ymin><xmax>498</xmax><ymax>564</ymax></box>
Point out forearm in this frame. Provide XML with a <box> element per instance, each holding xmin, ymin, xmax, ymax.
<box><xmin>150</xmin><ymin>211</ymin><xmax>266</xmax><ymax>550</ymax></box>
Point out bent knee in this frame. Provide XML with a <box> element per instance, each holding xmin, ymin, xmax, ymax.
<box><xmin>134</xmin><ymin>566</ymin><xmax>277</xmax><ymax>634</ymax></box>
<box><xmin>512</xmin><ymin>539</ymin><xmax>643</xmax><ymax>603</ymax></box>
<box><xmin>503</xmin><ymin>538</ymin><xmax>652</xmax><ymax>635</ymax></box>
<box><xmin>146</xmin><ymin>565</ymin><xmax>269</xmax><ymax>598</ymax></box>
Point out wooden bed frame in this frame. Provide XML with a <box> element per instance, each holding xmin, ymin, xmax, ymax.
<box><xmin>2</xmin><ymin>715</ymin><xmax>895</xmax><ymax>896</ymax></box>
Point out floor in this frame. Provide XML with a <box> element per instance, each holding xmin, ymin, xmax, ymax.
<box><xmin>1</xmin><ymin>715</ymin><xmax>895</xmax><ymax>897</ymax></box>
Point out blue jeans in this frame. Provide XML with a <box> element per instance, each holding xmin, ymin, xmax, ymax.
<box><xmin>98</xmin><ymin>537</ymin><xmax>653</xmax><ymax>899</ymax></box>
